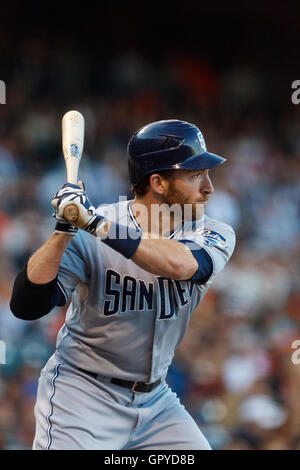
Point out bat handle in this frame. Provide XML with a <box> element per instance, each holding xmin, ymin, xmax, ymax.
<box><xmin>63</xmin><ymin>156</ymin><xmax>81</xmax><ymax>224</ymax></box>
<box><xmin>66</xmin><ymin>155</ymin><xmax>80</xmax><ymax>185</ymax></box>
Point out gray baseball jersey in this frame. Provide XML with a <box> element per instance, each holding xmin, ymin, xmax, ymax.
<box><xmin>55</xmin><ymin>199</ymin><xmax>236</xmax><ymax>382</ymax></box>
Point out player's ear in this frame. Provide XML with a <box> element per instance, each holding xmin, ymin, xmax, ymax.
<box><xmin>149</xmin><ymin>174</ymin><xmax>168</xmax><ymax>195</ymax></box>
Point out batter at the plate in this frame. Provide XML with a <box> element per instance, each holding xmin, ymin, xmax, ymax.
<box><xmin>10</xmin><ymin>119</ymin><xmax>235</xmax><ymax>450</ymax></box>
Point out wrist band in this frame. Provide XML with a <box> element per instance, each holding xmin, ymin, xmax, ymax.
<box><xmin>93</xmin><ymin>216</ymin><xmax>142</xmax><ymax>259</ymax></box>
<box><xmin>54</xmin><ymin>221</ymin><xmax>78</xmax><ymax>236</ymax></box>
<box><xmin>84</xmin><ymin>215</ymin><xmax>103</xmax><ymax>234</ymax></box>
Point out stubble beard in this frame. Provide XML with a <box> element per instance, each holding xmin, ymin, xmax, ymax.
<box><xmin>162</xmin><ymin>184</ymin><xmax>204</xmax><ymax>223</ymax></box>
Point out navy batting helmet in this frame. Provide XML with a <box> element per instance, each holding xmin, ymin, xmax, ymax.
<box><xmin>127</xmin><ymin>119</ymin><xmax>226</xmax><ymax>187</ymax></box>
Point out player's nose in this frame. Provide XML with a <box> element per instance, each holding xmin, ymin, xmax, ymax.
<box><xmin>200</xmin><ymin>171</ymin><xmax>214</xmax><ymax>195</ymax></box>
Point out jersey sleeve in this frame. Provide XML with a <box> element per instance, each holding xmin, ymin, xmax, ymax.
<box><xmin>201</xmin><ymin>224</ymin><xmax>236</xmax><ymax>285</ymax></box>
<box><xmin>178</xmin><ymin>221</ymin><xmax>236</xmax><ymax>285</ymax></box>
<box><xmin>57</xmin><ymin>231</ymin><xmax>91</xmax><ymax>302</ymax></box>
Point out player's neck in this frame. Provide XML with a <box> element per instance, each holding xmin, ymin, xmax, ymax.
<box><xmin>132</xmin><ymin>195</ymin><xmax>182</xmax><ymax>238</ymax></box>
<box><xmin>131</xmin><ymin>193</ymin><xmax>182</xmax><ymax>238</ymax></box>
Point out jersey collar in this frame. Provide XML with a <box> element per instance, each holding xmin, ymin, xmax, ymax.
<box><xmin>127</xmin><ymin>200</ymin><xmax>202</xmax><ymax>239</ymax></box>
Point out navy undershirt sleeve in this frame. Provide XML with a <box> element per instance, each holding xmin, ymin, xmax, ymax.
<box><xmin>178</xmin><ymin>240</ymin><xmax>213</xmax><ymax>284</ymax></box>
<box><xmin>10</xmin><ymin>263</ymin><xmax>66</xmax><ymax>320</ymax></box>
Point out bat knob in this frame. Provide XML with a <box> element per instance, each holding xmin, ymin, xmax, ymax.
<box><xmin>63</xmin><ymin>204</ymin><xmax>79</xmax><ymax>224</ymax></box>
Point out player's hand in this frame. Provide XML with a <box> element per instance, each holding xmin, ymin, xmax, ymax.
<box><xmin>51</xmin><ymin>182</ymin><xmax>97</xmax><ymax>230</ymax></box>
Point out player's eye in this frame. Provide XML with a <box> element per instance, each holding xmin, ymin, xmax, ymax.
<box><xmin>190</xmin><ymin>172</ymin><xmax>202</xmax><ymax>180</ymax></box>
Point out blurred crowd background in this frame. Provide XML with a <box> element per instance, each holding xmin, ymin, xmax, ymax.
<box><xmin>0</xmin><ymin>2</ymin><xmax>299</xmax><ymax>450</ymax></box>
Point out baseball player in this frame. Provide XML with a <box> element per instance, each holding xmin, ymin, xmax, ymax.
<box><xmin>10</xmin><ymin>119</ymin><xmax>235</xmax><ymax>450</ymax></box>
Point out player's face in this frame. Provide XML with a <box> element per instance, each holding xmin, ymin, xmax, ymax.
<box><xmin>163</xmin><ymin>169</ymin><xmax>214</xmax><ymax>221</ymax></box>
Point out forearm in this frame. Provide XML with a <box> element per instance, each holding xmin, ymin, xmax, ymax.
<box><xmin>93</xmin><ymin>218</ymin><xmax>211</xmax><ymax>282</ymax></box>
<box><xmin>27</xmin><ymin>233</ymin><xmax>72</xmax><ymax>283</ymax></box>
<box><xmin>94</xmin><ymin>219</ymin><xmax>198</xmax><ymax>280</ymax></box>
<box><xmin>132</xmin><ymin>238</ymin><xmax>198</xmax><ymax>280</ymax></box>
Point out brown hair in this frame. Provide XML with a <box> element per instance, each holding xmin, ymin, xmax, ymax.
<box><xmin>131</xmin><ymin>170</ymin><xmax>175</xmax><ymax>197</ymax></box>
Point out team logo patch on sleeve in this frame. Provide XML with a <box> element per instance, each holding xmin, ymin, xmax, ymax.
<box><xmin>202</xmin><ymin>229</ymin><xmax>228</xmax><ymax>248</ymax></box>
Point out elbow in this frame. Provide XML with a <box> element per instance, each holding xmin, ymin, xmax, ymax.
<box><xmin>10</xmin><ymin>299</ymin><xmax>24</xmax><ymax>319</ymax></box>
<box><xmin>10</xmin><ymin>305</ymin><xmax>40</xmax><ymax>320</ymax></box>
<box><xmin>11</xmin><ymin>310</ymin><xmax>31</xmax><ymax>321</ymax></box>
<box><xmin>10</xmin><ymin>301</ymin><xmax>44</xmax><ymax>321</ymax></box>
<box><xmin>9</xmin><ymin>265</ymin><xmax>60</xmax><ymax>321</ymax></box>
<box><xmin>11</xmin><ymin>309</ymin><xmax>49</xmax><ymax>321</ymax></box>
<box><xmin>168</xmin><ymin>257</ymin><xmax>198</xmax><ymax>281</ymax></box>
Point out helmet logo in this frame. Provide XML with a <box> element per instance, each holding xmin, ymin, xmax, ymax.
<box><xmin>197</xmin><ymin>131</ymin><xmax>207</xmax><ymax>151</ymax></box>
<box><xmin>160</xmin><ymin>134</ymin><xmax>184</xmax><ymax>150</ymax></box>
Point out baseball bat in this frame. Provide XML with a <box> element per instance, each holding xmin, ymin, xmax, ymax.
<box><xmin>61</xmin><ymin>110</ymin><xmax>85</xmax><ymax>224</ymax></box>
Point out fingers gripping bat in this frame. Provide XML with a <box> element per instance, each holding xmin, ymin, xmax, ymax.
<box><xmin>61</xmin><ymin>110</ymin><xmax>85</xmax><ymax>224</ymax></box>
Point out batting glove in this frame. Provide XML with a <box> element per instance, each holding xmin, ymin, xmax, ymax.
<box><xmin>51</xmin><ymin>182</ymin><xmax>97</xmax><ymax>230</ymax></box>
